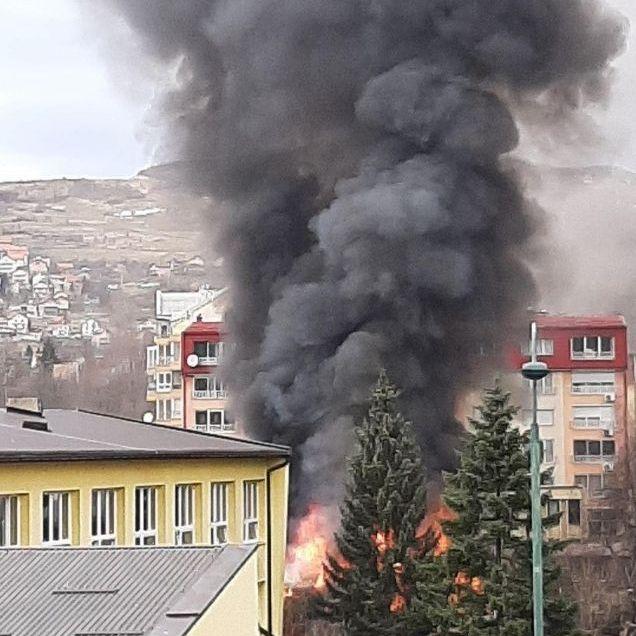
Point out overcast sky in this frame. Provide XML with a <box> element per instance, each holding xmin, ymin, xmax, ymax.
<box><xmin>0</xmin><ymin>0</ymin><xmax>634</xmax><ymax>182</ymax></box>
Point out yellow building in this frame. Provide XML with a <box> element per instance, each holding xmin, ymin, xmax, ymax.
<box><xmin>146</xmin><ymin>287</ymin><xmax>231</xmax><ymax>428</ymax></box>
<box><xmin>0</xmin><ymin>406</ymin><xmax>290</xmax><ymax>636</ymax></box>
<box><xmin>0</xmin><ymin>545</ymin><xmax>260</xmax><ymax>636</ymax></box>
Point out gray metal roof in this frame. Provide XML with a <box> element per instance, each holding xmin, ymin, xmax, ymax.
<box><xmin>0</xmin><ymin>408</ymin><xmax>290</xmax><ymax>461</ymax></box>
<box><xmin>0</xmin><ymin>545</ymin><xmax>256</xmax><ymax>636</ymax></box>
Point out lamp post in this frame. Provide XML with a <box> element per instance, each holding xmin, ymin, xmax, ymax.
<box><xmin>521</xmin><ymin>321</ymin><xmax>549</xmax><ymax>636</ymax></box>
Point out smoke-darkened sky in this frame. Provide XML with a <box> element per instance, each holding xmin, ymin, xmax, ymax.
<box><xmin>0</xmin><ymin>0</ymin><xmax>633</xmax><ymax>182</ymax></box>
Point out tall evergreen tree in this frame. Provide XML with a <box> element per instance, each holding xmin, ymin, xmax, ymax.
<box><xmin>319</xmin><ymin>371</ymin><xmax>439</xmax><ymax>635</ymax></box>
<box><xmin>410</xmin><ymin>384</ymin><xmax>578</xmax><ymax>635</ymax></box>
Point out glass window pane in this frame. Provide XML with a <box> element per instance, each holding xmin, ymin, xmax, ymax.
<box><xmin>568</xmin><ymin>500</ymin><xmax>581</xmax><ymax>525</ymax></box>
<box><xmin>573</xmin><ymin>441</ymin><xmax>587</xmax><ymax>456</ymax></box>
<box><xmin>61</xmin><ymin>494</ymin><xmax>69</xmax><ymax>541</ymax></box>
<box><xmin>588</xmin><ymin>441</ymin><xmax>601</xmax><ymax>456</ymax></box>
<box><xmin>572</xmin><ymin>337</ymin><xmax>584</xmax><ymax>353</ymax></box>
<box><xmin>603</xmin><ymin>441</ymin><xmax>615</xmax><ymax>456</ymax></box>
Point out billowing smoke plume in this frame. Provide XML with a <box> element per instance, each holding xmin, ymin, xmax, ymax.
<box><xmin>101</xmin><ymin>0</ymin><xmax>625</xmax><ymax>514</ymax></box>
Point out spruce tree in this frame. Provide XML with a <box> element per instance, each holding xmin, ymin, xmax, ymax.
<box><xmin>319</xmin><ymin>371</ymin><xmax>439</xmax><ymax>635</ymax></box>
<box><xmin>410</xmin><ymin>384</ymin><xmax>578</xmax><ymax>635</ymax></box>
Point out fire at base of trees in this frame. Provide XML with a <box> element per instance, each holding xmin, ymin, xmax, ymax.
<box><xmin>285</xmin><ymin>374</ymin><xmax>584</xmax><ymax>635</ymax></box>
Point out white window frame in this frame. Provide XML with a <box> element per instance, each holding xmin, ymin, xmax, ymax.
<box><xmin>571</xmin><ymin>372</ymin><xmax>616</xmax><ymax>394</ymax></box>
<box><xmin>0</xmin><ymin>495</ymin><xmax>19</xmax><ymax>547</ymax></box>
<box><xmin>573</xmin><ymin>439</ymin><xmax>616</xmax><ymax>462</ymax></box>
<box><xmin>572</xmin><ymin>406</ymin><xmax>614</xmax><ymax>430</ymax></box>
<box><xmin>156</xmin><ymin>399</ymin><xmax>172</xmax><ymax>422</ymax></box>
<box><xmin>135</xmin><ymin>486</ymin><xmax>158</xmax><ymax>546</ymax></box>
<box><xmin>91</xmin><ymin>489</ymin><xmax>116</xmax><ymax>546</ymax></box>
<box><xmin>542</xmin><ymin>439</ymin><xmax>555</xmax><ymax>464</ymax></box>
<box><xmin>195</xmin><ymin>409</ymin><xmax>233</xmax><ymax>433</ymax></box>
<box><xmin>243</xmin><ymin>481</ymin><xmax>259</xmax><ymax>543</ymax></box>
<box><xmin>174</xmin><ymin>484</ymin><xmax>194</xmax><ymax>545</ymax></box>
<box><xmin>210</xmin><ymin>482</ymin><xmax>229</xmax><ymax>546</ymax></box>
<box><xmin>194</xmin><ymin>341</ymin><xmax>221</xmax><ymax>365</ymax></box>
<box><xmin>146</xmin><ymin>345</ymin><xmax>158</xmax><ymax>370</ymax></box>
<box><xmin>571</xmin><ymin>336</ymin><xmax>615</xmax><ymax>360</ymax></box>
<box><xmin>526</xmin><ymin>374</ymin><xmax>554</xmax><ymax>395</ymax></box>
<box><xmin>156</xmin><ymin>371</ymin><xmax>172</xmax><ymax>392</ymax></box>
<box><xmin>193</xmin><ymin>376</ymin><xmax>227</xmax><ymax>399</ymax></box>
<box><xmin>42</xmin><ymin>491</ymin><xmax>71</xmax><ymax>546</ymax></box>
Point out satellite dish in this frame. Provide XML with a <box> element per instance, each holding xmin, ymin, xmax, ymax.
<box><xmin>187</xmin><ymin>353</ymin><xmax>199</xmax><ymax>368</ymax></box>
<box><xmin>142</xmin><ymin>411</ymin><xmax>155</xmax><ymax>424</ymax></box>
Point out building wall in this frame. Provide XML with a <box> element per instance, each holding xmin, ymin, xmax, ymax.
<box><xmin>190</xmin><ymin>550</ymin><xmax>260</xmax><ymax>636</ymax></box>
<box><xmin>0</xmin><ymin>456</ymin><xmax>289</xmax><ymax>634</ymax></box>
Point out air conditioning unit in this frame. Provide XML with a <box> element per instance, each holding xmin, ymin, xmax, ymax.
<box><xmin>604</xmin><ymin>393</ymin><xmax>616</xmax><ymax>403</ymax></box>
<box><xmin>603</xmin><ymin>461</ymin><xmax>615</xmax><ymax>473</ymax></box>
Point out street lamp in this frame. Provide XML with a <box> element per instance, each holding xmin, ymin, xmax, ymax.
<box><xmin>521</xmin><ymin>321</ymin><xmax>549</xmax><ymax>636</ymax></box>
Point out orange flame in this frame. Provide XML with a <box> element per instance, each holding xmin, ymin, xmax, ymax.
<box><xmin>371</xmin><ymin>528</ymin><xmax>395</xmax><ymax>555</ymax></box>
<box><xmin>390</xmin><ymin>593</ymin><xmax>407</xmax><ymax>614</ymax></box>
<box><xmin>286</xmin><ymin>505</ymin><xmax>331</xmax><ymax>589</ymax></box>
<box><xmin>416</xmin><ymin>503</ymin><xmax>457</xmax><ymax>556</ymax></box>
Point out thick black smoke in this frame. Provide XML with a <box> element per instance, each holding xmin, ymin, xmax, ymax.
<box><xmin>102</xmin><ymin>0</ymin><xmax>625</xmax><ymax>515</ymax></box>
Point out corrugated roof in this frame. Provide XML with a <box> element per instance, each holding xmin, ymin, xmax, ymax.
<box><xmin>0</xmin><ymin>409</ymin><xmax>290</xmax><ymax>461</ymax></box>
<box><xmin>0</xmin><ymin>545</ymin><xmax>255</xmax><ymax>636</ymax></box>
<box><xmin>536</xmin><ymin>314</ymin><xmax>626</xmax><ymax>329</ymax></box>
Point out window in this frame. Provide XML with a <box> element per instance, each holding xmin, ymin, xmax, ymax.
<box><xmin>526</xmin><ymin>374</ymin><xmax>554</xmax><ymax>395</ymax></box>
<box><xmin>174</xmin><ymin>485</ymin><xmax>194</xmax><ymax>545</ymax></box>
<box><xmin>91</xmin><ymin>489</ymin><xmax>116</xmax><ymax>546</ymax></box>
<box><xmin>211</xmin><ymin>483</ymin><xmax>229</xmax><ymax>546</ymax></box>
<box><xmin>573</xmin><ymin>440</ymin><xmax>615</xmax><ymax>462</ymax></box>
<box><xmin>173</xmin><ymin>398</ymin><xmax>182</xmax><ymax>418</ymax></box>
<box><xmin>135</xmin><ymin>487</ymin><xmax>157</xmax><ymax>545</ymax></box>
<box><xmin>588</xmin><ymin>508</ymin><xmax>617</xmax><ymax>538</ymax></box>
<box><xmin>156</xmin><ymin>399</ymin><xmax>171</xmax><ymax>422</ymax></box>
<box><xmin>160</xmin><ymin>324</ymin><xmax>169</xmax><ymax>336</ymax></box>
<box><xmin>0</xmin><ymin>495</ymin><xmax>19</xmax><ymax>547</ymax></box>
<box><xmin>156</xmin><ymin>372</ymin><xmax>172</xmax><ymax>392</ymax></box>
<box><xmin>571</xmin><ymin>336</ymin><xmax>614</xmax><ymax>360</ymax></box>
<box><xmin>571</xmin><ymin>372</ymin><xmax>615</xmax><ymax>394</ymax></box>
<box><xmin>194</xmin><ymin>341</ymin><xmax>221</xmax><ymax>364</ymax></box>
<box><xmin>567</xmin><ymin>500</ymin><xmax>581</xmax><ymax>526</ymax></box>
<box><xmin>193</xmin><ymin>376</ymin><xmax>227</xmax><ymax>399</ymax></box>
<box><xmin>522</xmin><ymin>409</ymin><xmax>554</xmax><ymax>426</ymax></box>
<box><xmin>537</xmin><ymin>339</ymin><xmax>554</xmax><ymax>355</ymax></box>
<box><xmin>542</xmin><ymin>439</ymin><xmax>555</xmax><ymax>464</ymax></box>
<box><xmin>574</xmin><ymin>474</ymin><xmax>606</xmax><ymax>497</ymax></box>
<box><xmin>521</xmin><ymin>338</ymin><xmax>553</xmax><ymax>356</ymax></box>
<box><xmin>547</xmin><ymin>499</ymin><xmax>560</xmax><ymax>517</ymax></box>
<box><xmin>572</xmin><ymin>406</ymin><xmax>614</xmax><ymax>430</ymax></box>
<box><xmin>243</xmin><ymin>481</ymin><xmax>259</xmax><ymax>543</ymax></box>
<box><xmin>195</xmin><ymin>409</ymin><xmax>233</xmax><ymax>433</ymax></box>
<box><xmin>43</xmin><ymin>491</ymin><xmax>71</xmax><ymax>546</ymax></box>
<box><xmin>147</xmin><ymin>345</ymin><xmax>158</xmax><ymax>369</ymax></box>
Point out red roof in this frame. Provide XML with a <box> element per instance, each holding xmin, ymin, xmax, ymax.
<box><xmin>535</xmin><ymin>314</ymin><xmax>625</xmax><ymax>329</ymax></box>
<box><xmin>183</xmin><ymin>320</ymin><xmax>225</xmax><ymax>334</ymax></box>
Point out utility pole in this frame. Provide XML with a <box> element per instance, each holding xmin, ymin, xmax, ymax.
<box><xmin>521</xmin><ymin>321</ymin><xmax>549</xmax><ymax>636</ymax></box>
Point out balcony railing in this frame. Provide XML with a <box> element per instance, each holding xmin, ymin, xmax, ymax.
<box><xmin>572</xmin><ymin>385</ymin><xmax>616</xmax><ymax>394</ymax></box>
<box><xmin>193</xmin><ymin>389</ymin><xmax>227</xmax><ymax>399</ymax></box>
<box><xmin>571</xmin><ymin>351</ymin><xmax>615</xmax><ymax>360</ymax></box>
<box><xmin>573</xmin><ymin>454</ymin><xmax>615</xmax><ymax>463</ymax></box>
<box><xmin>571</xmin><ymin>419</ymin><xmax>615</xmax><ymax>430</ymax></box>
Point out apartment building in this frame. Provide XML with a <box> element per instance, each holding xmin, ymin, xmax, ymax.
<box><xmin>146</xmin><ymin>287</ymin><xmax>228</xmax><ymax>427</ymax></box>
<box><xmin>512</xmin><ymin>314</ymin><xmax>630</xmax><ymax>539</ymax></box>
<box><xmin>0</xmin><ymin>406</ymin><xmax>290</xmax><ymax>635</ymax></box>
<box><xmin>182</xmin><ymin>318</ymin><xmax>234</xmax><ymax>433</ymax></box>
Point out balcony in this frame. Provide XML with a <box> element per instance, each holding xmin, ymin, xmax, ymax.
<box><xmin>571</xmin><ymin>385</ymin><xmax>616</xmax><ymax>395</ymax></box>
<box><xmin>572</xmin><ymin>455</ymin><xmax>615</xmax><ymax>464</ymax></box>
<box><xmin>193</xmin><ymin>389</ymin><xmax>227</xmax><ymax>399</ymax></box>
